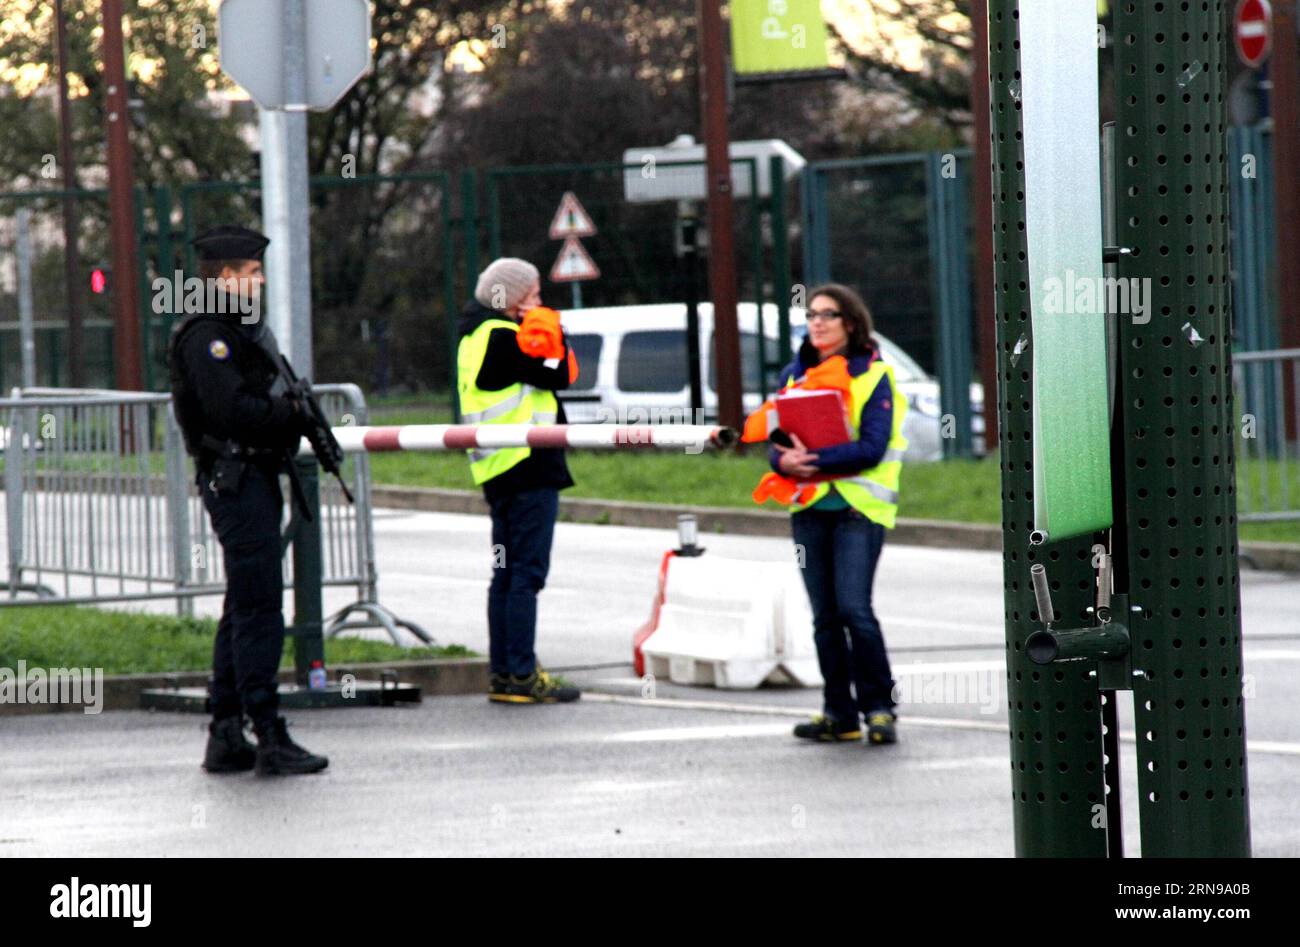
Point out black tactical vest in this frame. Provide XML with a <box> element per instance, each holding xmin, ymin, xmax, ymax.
<box><xmin>167</xmin><ymin>312</ymin><xmax>283</xmax><ymax>460</ymax></box>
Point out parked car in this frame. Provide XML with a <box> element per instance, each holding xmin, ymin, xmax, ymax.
<box><xmin>555</xmin><ymin>302</ymin><xmax>983</xmax><ymax>462</ymax></box>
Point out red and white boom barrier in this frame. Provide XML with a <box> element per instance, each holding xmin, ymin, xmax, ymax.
<box><xmin>321</xmin><ymin>424</ymin><xmax>738</xmax><ymax>455</ymax></box>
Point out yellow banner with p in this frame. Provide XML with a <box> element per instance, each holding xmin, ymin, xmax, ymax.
<box><xmin>729</xmin><ymin>0</ymin><xmax>831</xmax><ymax>75</ymax></box>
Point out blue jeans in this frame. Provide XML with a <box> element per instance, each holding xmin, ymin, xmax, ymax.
<box><xmin>792</xmin><ymin>507</ymin><xmax>896</xmax><ymax>724</ymax></box>
<box><xmin>487</xmin><ymin>487</ymin><xmax>559</xmax><ymax>676</ymax></box>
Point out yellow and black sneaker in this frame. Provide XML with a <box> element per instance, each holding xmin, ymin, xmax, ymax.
<box><xmin>488</xmin><ymin>673</ymin><xmax>510</xmax><ymax>701</ymax></box>
<box><xmin>792</xmin><ymin>715</ymin><xmax>862</xmax><ymax>743</ymax></box>
<box><xmin>866</xmin><ymin>711</ymin><xmax>898</xmax><ymax>745</ymax></box>
<box><xmin>490</xmin><ymin>668</ymin><xmax>581</xmax><ymax>704</ymax></box>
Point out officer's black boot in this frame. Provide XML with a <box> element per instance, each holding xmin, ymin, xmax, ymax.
<box><xmin>253</xmin><ymin>716</ymin><xmax>329</xmax><ymax>776</ymax></box>
<box><xmin>202</xmin><ymin>715</ymin><xmax>257</xmax><ymax>773</ymax></box>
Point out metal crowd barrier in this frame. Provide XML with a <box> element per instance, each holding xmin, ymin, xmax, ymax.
<box><xmin>0</xmin><ymin>385</ymin><xmax>429</xmax><ymax>644</ymax></box>
<box><xmin>1234</xmin><ymin>348</ymin><xmax>1300</xmax><ymax>524</ymax></box>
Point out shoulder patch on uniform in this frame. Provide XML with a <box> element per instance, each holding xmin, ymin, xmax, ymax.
<box><xmin>208</xmin><ymin>338</ymin><xmax>231</xmax><ymax>361</ymax></box>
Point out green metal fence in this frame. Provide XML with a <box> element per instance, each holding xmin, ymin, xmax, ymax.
<box><xmin>0</xmin><ymin>142</ymin><xmax>1286</xmax><ymax>434</ymax></box>
<box><xmin>801</xmin><ymin>151</ymin><xmax>977</xmax><ymax>457</ymax></box>
<box><xmin>1229</xmin><ymin>126</ymin><xmax>1278</xmax><ymax>355</ymax></box>
<box><xmin>0</xmin><ymin>173</ymin><xmax>459</xmax><ymax>398</ymax></box>
<box><xmin>483</xmin><ymin>158</ymin><xmax>763</xmax><ymax>307</ymax></box>
<box><xmin>1228</xmin><ymin>125</ymin><xmax>1285</xmax><ymax>461</ymax></box>
<box><xmin>477</xmin><ymin>156</ymin><xmax>795</xmax><ymax>400</ymax></box>
<box><xmin>0</xmin><ymin>188</ymin><xmax>118</xmax><ymax>389</ymax></box>
<box><xmin>174</xmin><ymin>172</ymin><xmax>458</xmax><ymax>400</ymax></box>
<box><xmin>800</xmin><ymin>133</ymin><xmax>1290</xmax><ymax>462</ymax></box>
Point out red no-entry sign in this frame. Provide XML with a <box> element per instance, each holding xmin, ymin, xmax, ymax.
<box><xmin>1235</xmin><ymin>0</ymin><xmax>1273</xmax><ymax>69</ymax></box>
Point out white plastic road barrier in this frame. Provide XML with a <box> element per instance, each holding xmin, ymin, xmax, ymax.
<box><xmin>640</xmin><ymin>555</ymin><xmax>822</xmax><ymax>690</ymax></box>
<box><xmin>316</xmin><ymin>423</ymin><xmax>737</xmax><ymax>455</ymax></box>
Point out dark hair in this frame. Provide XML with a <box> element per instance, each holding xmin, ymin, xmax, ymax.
<box><xmin>198</xmin><ymin>259</ymin><xmax>254</xmax><ymax>281</ymax></box>
<box><xmin>807</xmin><ymin>283</ymin><xmax>876</xmax><ymax>352</ymax></box>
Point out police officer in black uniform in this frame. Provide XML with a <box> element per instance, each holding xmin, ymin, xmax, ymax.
<box><xmin>169</xmin><ymin>225</ymin><xmax>328</xmax><ymax>776</ymax></box>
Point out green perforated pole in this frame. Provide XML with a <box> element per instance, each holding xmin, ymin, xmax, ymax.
<box><xmin>291</xmin><ymin>459</ymin><xmax>326</xmax><ymax>687</ymax></box>
<box><xmin>1113</xmin><ymin>2</ymin><xmax>1250</xmax><ymax>857</ymax></box>
<box><xmin>988</xmin><ymin>0</ymin><xmax>1108</xmax><ymax>857</ymax></box>
<box><xmin>989</xmin><ymin>1</ymin><xmax>1250</xmax><ymax>857</ymax></box>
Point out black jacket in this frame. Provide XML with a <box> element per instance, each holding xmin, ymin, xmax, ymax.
<box><xmin>457</xmin><ymin>300</ymin><xmax>574</xmax><ymax>501</ymax></box>
<box><xmin>168</xmin><ymin>296</ymin><xmax>302</xmax><ymax>472</ymax></box>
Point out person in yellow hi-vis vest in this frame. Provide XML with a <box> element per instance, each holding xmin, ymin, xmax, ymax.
<box><xmin>747</xmin><ymin>284</ymin><xmax>907</xmax><ymax>746</ymax></box>
<box><xmin>457</xmin><ymin>258</ymin><xmax>580</xmax><ymax>704</ymax></box>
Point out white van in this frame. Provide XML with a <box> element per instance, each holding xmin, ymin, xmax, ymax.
<box><xmin>555</xmin><ymin>302</ymin><xmax>976</xmax><ymax>462</ymax></box>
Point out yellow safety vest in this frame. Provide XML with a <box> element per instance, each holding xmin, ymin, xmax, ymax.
<box><xmin>784</xmin><ymin>360</ymin><xmax>909</xmax><ymax>528</ymax></box>
<box><xmin>456</xmin><ymin>317</ymin><xmax>559</xmax><ymax>485</ymax></box>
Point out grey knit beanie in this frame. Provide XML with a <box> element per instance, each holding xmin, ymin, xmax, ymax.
<box><xmin>474</xmin><ymin>257</ymin><xmax>540</xmax><ymax>311</ymax></box>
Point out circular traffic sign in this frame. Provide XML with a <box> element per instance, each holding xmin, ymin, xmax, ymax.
<box><xmin>1235</xmin><ymin>0</ymin><xmax>1273</xmax><ymax>69</ymax></box>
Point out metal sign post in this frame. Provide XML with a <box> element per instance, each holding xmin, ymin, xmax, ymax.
<box><xmin>15</xmin><ymin>209</ymin><xmax>36</xmax><ymax>389</ymax></box>
<box><xmin>218</xmin><ymin>0</ymin><xmax>371</xmax><ymax>372</ymax></box>
<box><xmin>259</xmin><ymin>0</ymin><xmax>314</xmax><ymax>373</ymax></box>
<box><xmin>217</xmin><ymin>0</ymin><xmax>372</xmax><ymax>695</ymax></box>
<box><xmin>675</xmin><ymin>201</ymin><xmax>705</xmax><ymax>419</ymax></box>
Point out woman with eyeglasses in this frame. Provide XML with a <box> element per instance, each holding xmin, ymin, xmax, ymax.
<box><xmin>764</xmin><ymin>283</ymin><xmax>909</xmax><ymax>745</ymax></box>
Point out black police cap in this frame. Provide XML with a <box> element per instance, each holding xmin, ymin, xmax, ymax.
<box><xmin>190</xmin><ymin>225</ymin><xmax>269</xmax><ymax>262</ymax></box>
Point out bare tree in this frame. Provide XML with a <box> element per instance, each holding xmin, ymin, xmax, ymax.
<box><xmin>829</xmin><ymin>0</ymin><xmax>976</xmax><ymax>131</ymax></box>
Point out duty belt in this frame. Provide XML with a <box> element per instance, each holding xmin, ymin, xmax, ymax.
<box><xmin>199</xmin><ymin>434</ymin><xmax>280</xmax><ymax>462</ymax></box>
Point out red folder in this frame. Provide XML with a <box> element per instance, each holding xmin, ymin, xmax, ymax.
<box><xmin>774</xmin><ymin>389</ymin><xmax>852</xmax><ymax>484</ymax></box>
<box><xmin>775</xmin><ymin>388</ymin><xmax>852</xmax><ymax>450</ymax></box>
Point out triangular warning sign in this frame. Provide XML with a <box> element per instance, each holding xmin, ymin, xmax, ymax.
<box><xmin>548</xmin><ymin>191</ymin><xmax>597</xmax><ymax>239</ymax></box>
<box><xmin>550</xmin><ymin>235</ymin><xmax>600</xmax><ymax>283</ymax></box>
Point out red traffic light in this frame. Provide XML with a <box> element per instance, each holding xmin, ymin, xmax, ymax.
<box><xmin>90</xmin><ymin>267</ymin><xmax>109</xmax><ymax>294</ymax></box>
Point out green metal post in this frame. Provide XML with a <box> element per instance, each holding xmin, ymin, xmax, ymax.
<box><xmin>49</xmin><ymin>328</ymin><xmax>60</xmax><ymax>386</ymax></box>
<box><xmin>179</xmin><ymin>185</ymin><xmax>197</xmax><ymax>277</ymax></box>
<box><xmin>462</xmin><ymin>170</ymin><xmax>481</xmax><ymax>284</ymax></box>
<box><xmin>443</xmin><ymin>176</ymin><xmax>459</xmax><ymax>421</ymax></box>
<box><xmin>1229</xmin><ymin>126</ymin><xmax>1281</xmax><ymax>458</ymax></box>
<box><xmin>152</xmin><ymin>184</ymin><xmax>175</xmax><ymax>392</ymax></box>
<box><xmin>1258</xmin><ymin>127</ymin><xmax>1279</xmax><ymax>350</ymax></box>
<box><xmin>153</xmin><ymin>185</ymin><xmax>174</xmax><ymax>347</ymax></box>
<box><xmin>769</xmin><ymin>155</ymin><xmax>792</xmax><ymax>387</ymax></box>
<box><xmin>989</xmin><ymin>0</ymin><xmax>1251</xmax><ymax>858</ymax></box>
<box><xmin>798</xmin><ymin>165</ymin><xmax>829</xmax><ymax>287</ymax></box>
<box><xmin>291</xmin><ymin>458</ymin><xmax>326</xmax><ymax>685</ymax></box>
<box><xmin>458</xmin><ymin>170</ymin><xmax>480</xmax><ymax>424</ymax></box>
<box><xmin>1229</xmin><ymin>129</ymin><xmax>1260</xmax><ymax>353</ymax></box>
<box><xmin>952</xmin><ymin>155</ymin><xmax>975</xmax><ymax>451</ymax></box>
<box><xmin>987</xmin><ymin>0</ymin><xmax>1109</xmax><ymax>857</ymax></box>
<box><xmin>480</xmin><ymin>169</ymin><xmax>498</xmax><ymax>263</ymax></box>
<box><xmin>746</xmin><ymin>158</ymin><xmax>765</xmax><ymax>401</ymax></box>
<box><xmin>1113</xmin><ymin>1</ymin><xmax>1250</xmax><ymax>857</ymax></box>
<box><xmin>926</xmin><ymin>151</ymin><xmax>974</xmax><ymax>458</ymax></box>
<box><xmin>133</xmin><ymin>186</ymin><xmax>154</xmax><ymax>391</ymax></box>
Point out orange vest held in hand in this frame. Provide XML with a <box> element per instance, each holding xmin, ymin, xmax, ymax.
<box><xmin>516</xmin><ymin>306</ymin><xmax>579</xmax><ymax>384</ymax></box>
